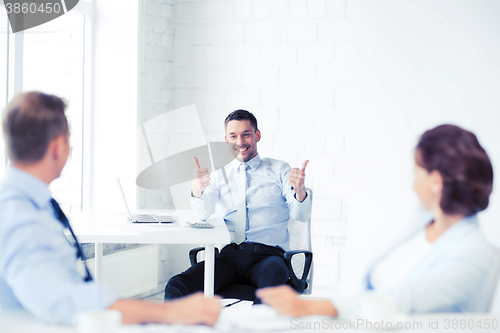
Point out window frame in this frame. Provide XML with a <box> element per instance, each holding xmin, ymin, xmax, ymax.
<box><xmin>1</xmin><ymin>1</ymin><xmax>95</xmax><ymax>212</ymax></box>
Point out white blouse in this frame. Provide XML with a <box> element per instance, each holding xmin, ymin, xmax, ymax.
<box><xmin>370</xmin><ymin>229</ymin><xmax>432</xmax><ymax>293</ymax></box>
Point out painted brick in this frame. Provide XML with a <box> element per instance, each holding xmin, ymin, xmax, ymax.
<box><xmin>278</xmin><ymin>108</ymin><xmax>316</xmax><ymax>131</ymax></box>
<box><xmin>312</xmin><ymin>220</ymin><xmax>348</xmax><ymax>237</ymax></box>
<box><xmin>261</xmin><ymin>44</ymin><xmax>297</xmax><ymax>66</ymax></box>
<box><xmin>197</xmin><ymin>108</ymin><xmax>227</xmax><ymax>133</ymax></box>
<box><xmin>173</xmin><ymin>45</ymin><xmax>229</xmax><ymax>66</ymax></box>
<box><xmin>342</xmin><ymin>199</ymin><xmax>349</xmax><ymax>222</ymax></box>
<box><xmin>281</xmin><ymin>21</ymin><xmax>317</xmax><ymax>43</ymax></box>
<box><xmin>315</xmin><ymin>65</ymin><xmax>336</xmax><ymax>86</ymax></box>
<box><xmin>253</xmin><ymin>0</ymin><xmax>271</xmax><ymax>19</ymax></box>
<box><xmin>326</xmin><ymin>0</ymin><xmax>345</xmax><ymax>18</ymax></box>
<box><xmin>312</xmin><ymin>196</ymin><xmax>342</xmax><ymax>220</ymax></box>
<box><xmin>315</xmin><ymin>108</ymin><xmax>350</xmax><ymax>132</ymax></box>
<box><xmin>298</xmin><ymin>44</ymin><xmax>334</xmax><ymax>65</ymax></box>
<box><xmin>175</xmin><ymin>1</ymin><xmax>234</xmax><ymax>23</ymax></box>
<box><xmin>173</xmin><ymin>89</ymin><xmax>225</xmax><ymax>111</ymax></box>
<box><xmin>325</xmin><ymin>132</ymin><xmax>345</xmax><ymax>155</ymax></box>
<box><xmin>232</xmin><ymin>45</ymin><xmax>261</xmax><ymax>66</ymax></box>
<box><xmin>306</xmin><ymin>154</ymin><xmax>335</xmax><ymax>179</ymax></box>
<box><xmin>272</xmin><ymin>153</ymin><xmax>298</xmax><ymax>167</ymax></box>
<box><xmin>175</xmin><ymin>24</ymin><xmax>245</xmax><ymax>45</ymax></box>
<box><xmin>257</xmin><ymin>133</ymin><xmax>275</xmax><ymax>157</ymax></box>
<box><xmin>174</xmin><ymin>66</ymin><xmax>242</xmax><ymax>88</ymax></box>
<box><xmin>279</xmin><ymin>66</ymin><xmax>315</xmax><ymax>87</ymax></box>
<box><xmin>153</xmin><ymin>17</ymin><xmax>168</xmax><ymax>33</ymax></box>
<box><xmin>225</xmin><ymin>88</ymin><xmax>261</xmax><ymax>109</ymax></box>
<box><xmin>144</xmin><ymin>44</ymin><xmax>170</xmax><ymax>60</ymax></box>
<box><xmin>243</xmin><ymin>66</ymin><xmax>279</xmax><ymax>87</ymax></box>
<box><xmin>144</xmin><ymin>30</ymin><xmax>162</xmax><ymax>45</ymax></box>
<box><xmin>297</xmin><ymin>87</ymin><xmax>334</xmax><ymax>108</ymax></box>
<box><xmin>308</xmin><ymin>0</ymin><xmax>327</xmax><ymax>19</ymax></box>
<box><xmin>289</xmin><ymin>0</ymin><xmax>308</xmax><ymax>19</ymax></box>
<box><xmin>161</xmin><ymin>33</ymin><xmax>175</xmax><ymax>47</ymax></box>
<box><xmin>315</xmin><ymin>177</ymin><xmax>349</xmax><ymax>199</ymax></box>
<box><xmin>145</xmin><ymin>1</ymin><xmax>162</xmax><ymax>16</ymax></box>
<box><xmin>318</xmin><ymin>20</ymin><xmax>351</xmax><ymax>43</ymax></box>
<box><xmin>312</xmin><ymin>261</ymin><xmax>333</xmax><ymax>289</ymax></box>
<box><xmin>252</xmin><ymin>107</ymin><xmax>280</xmax><ymax>131</ymax></box>
<box><xmin>261</xmin><ymin>87</ymin><xmax>297</xmax><ymax>108</ymax></box>
<box><xmin>305</xmin><ymin>132</ymin><xmax>326</xmax><ymax>154</ymax></box>
<box><xmin>235</xmin><ymin>0</ymin><xmax>253</xmax><ymax>21</ymax></box>
<box><xmin>162</xmin><ymin>3</ymin><xmax>174</xmax><ymax>19</ymax></box>
<box><xmin>274</xmin><ymin>131</ymin><xmax>307</xmax><ymax>153</ymax></box>
<box><xmin>245</xmin><ymin>22</ymin><xmax>281</xmax><ymax>44</ymax></box>
<box><xmin>270</xmin><ymin>0</ymin><xmax>289</xmax><ymax>20</ymax></box>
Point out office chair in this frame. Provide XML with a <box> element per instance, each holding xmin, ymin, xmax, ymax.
<box><xmin>189</xmin><ymin>188</ymin><xmax>314</xmax><ymax>302</ymax></box>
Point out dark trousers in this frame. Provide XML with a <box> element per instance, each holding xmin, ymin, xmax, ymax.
<box><xmin>164</xmin><ymin>242</ymin><xmax>289</xmax><ymax>300</ymax></box>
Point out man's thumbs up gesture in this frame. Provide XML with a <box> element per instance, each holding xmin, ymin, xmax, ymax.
<box><xmin>192</xmin><ymin>156</ymin><xmax>211</xmax><ymax>198</ymax></box>
<box><xmin>289</xmin><ymin>160</ymin><xmax>309</xmax><ymax>202</ymax></box>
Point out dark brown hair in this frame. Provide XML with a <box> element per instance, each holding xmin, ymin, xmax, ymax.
<box><xmin>224</xmin><ymin>109</ymin><xmax>258</xmax><ymax>132</ymax></box>
<box><xmin>2</xmin><ymin>91</ymin><xmax>69</xmax><ymax>163</ymax></box>
<box><xmin>416</xmin><ymin>124</ymin><xmax>493</xmax><ymax>216</ymax></box>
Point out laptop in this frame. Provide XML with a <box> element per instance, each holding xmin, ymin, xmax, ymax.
<box><xmin>115</xmin><ymin>177</ymin><xmax>175</xmax><ymax>223</ymax></box>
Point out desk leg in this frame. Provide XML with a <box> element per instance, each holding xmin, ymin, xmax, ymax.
<box><xmin>204</xmin><ymin>244</ymin><xmax>215</xmax><ymax>298</ymax></box>
<box><xmin>95</xmin><ymin>243</ymin><xmax>103</xmax><ymax>281</ymax></box>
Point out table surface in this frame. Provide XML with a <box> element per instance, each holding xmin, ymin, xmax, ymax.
<box><xmin>3</xmin><ymin>306</ymin><xmax>500</xmax><ymax>333</ymax></box>
<box><xmin>70</xmin><ymin>210</ymin><xmax>230</xmax><ymax>244</ymax></box>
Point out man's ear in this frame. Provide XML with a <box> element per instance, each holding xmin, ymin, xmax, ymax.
<box><xmin>256</xmin><ymin>129</ymin><xmax>261</xmax><ymax>142</ymax></box>
<box><xmin>430</xmin><ymin>170</ymin><xmax>444</xmax><ymax>194</ymax></box>
<box><xmin>50</xmin><ymin>135</ymin><xmax>65</xmax><ymax>161</ymax></box>
<box><xmin>224</xmin><ymin>135</ymin><xmax>228</xmax><ymax>143</ymax></box>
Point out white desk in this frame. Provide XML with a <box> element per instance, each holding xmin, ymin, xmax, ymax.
<box><xmin>3</xmin><ymin>307</ymin><xmax>499</xmax><ymax>332</ymax></box>
<box><xmin>70</xmin><ymin>210</ymin><xmax>230</xmax><ymax>298</ymax></box>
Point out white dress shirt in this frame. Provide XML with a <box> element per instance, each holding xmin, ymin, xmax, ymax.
<box><xmin>191</xmin><ymin>154</ymin><xmax>312</xmax><ymax>251</ymax></box>
<box><xmin>370</xmin><ymin>229</ymin><xmax>432</xmax><ymax>293</ymax></box>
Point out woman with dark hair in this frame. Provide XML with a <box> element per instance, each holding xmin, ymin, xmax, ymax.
<box><xmin>257</xmin><ymin>124</ymin><xmax>500</xmax><ymax>317</ymax></box>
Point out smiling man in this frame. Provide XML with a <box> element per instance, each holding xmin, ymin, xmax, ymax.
<box><xmin>164</xmin><ymin>109</ymin><xmax>312</xmax><ymax>301</ymax></box>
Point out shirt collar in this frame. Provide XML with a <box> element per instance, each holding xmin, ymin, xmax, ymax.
<box><xmin>3</xmin><ymin>165</ymin><xmax>52</xmax><ymax>209</ymax></box>
<box><xmin>232</xmin><ymin>153</ymin><xmax>262</xmax><ymax>172</ymax></box>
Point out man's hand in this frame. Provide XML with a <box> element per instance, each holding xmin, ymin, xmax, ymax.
<box><xmin>289</xmin><ymin>160</ymin><xmax>309</xmax><ymax>202</ymax></box>
<box><xmin>257</xmin><ymin>285</ymin><xmax>337</xmax><ymax>318</ymax></box>
<box><xmin>192</xmin><ymin>156</ymin><xmax>210</xmax><ymax>198</ymax></box>
<box><xmin>163</xmin><ymin>293</ymin><xmax>221</xmax><ymax>326</ymax></box>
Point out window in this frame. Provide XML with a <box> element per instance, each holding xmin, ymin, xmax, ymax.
<box><xmin>0</xmin><ymin>3</ymin><xmax>92</xmax><ymax>217</ymax></box>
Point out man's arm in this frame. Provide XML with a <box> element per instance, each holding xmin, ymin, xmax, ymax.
<box><xmin>0</xmin><ymin>200</ymin><xmax>221</xmax><ymax>326</ymax></box>
<box><xmin>282</xmin><ymin>161</ymin><xmax>312</xmax><ymax>222</ymax></box>
<box><xmin>0</xmin><ymin>200</ymin><xmax>119</xmax><ymax>325</ymax></box>
<box><xmin>257</xmin><ymin>285</ymin><xmax>337</xmax><ymax>317</ymax></box>
<box><xmin>191</xmin><ymin>156</ymin><xmax>218</xmax><ymax>220</ymax></box>
<box><xmin>110</xmin><ymin>293</ymin><xmax>220</xmax><ymax>325</ymax></box>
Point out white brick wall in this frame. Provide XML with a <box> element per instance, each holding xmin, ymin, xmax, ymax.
<box><xmin>139</xmin><ymin>0</ymin><xmax>352</xmax><ymax>292</ymax></box>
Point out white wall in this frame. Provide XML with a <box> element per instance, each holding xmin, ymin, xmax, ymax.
<box><xmin>165</xmin><ymin>0</ymin><xmax>351</xmax><ymax>291</ymax></box>
<box><xmin>342</xmin><ymin>0</ymin><xmax>500</xmax><ymax>290</ymax></box>
<box><xmin>137</xmin><ymin>0</ymin><xmax>500</xmax><ymax>293</ymax></box>
<box><xmin>92</xmin><ymin>1</ymin><xmax>139</xmax><ymax>211</ymax></box>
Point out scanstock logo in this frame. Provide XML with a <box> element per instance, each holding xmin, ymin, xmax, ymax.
<box><xmin>3</xmin><ymin>0</ymin><xmax>79</xmax><ymax>33</ymax></box>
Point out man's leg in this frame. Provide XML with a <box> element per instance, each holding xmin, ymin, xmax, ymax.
<box><xmin>248</xmin><ymin>255</ymin><xmax>289</xmax><ymax>289</ymax></box>
<box><xmin>164</xmin><ymin>247</ymin><xmax>241</xmax><ymax>300</ymax></box>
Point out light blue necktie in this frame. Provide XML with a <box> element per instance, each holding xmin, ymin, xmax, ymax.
<box><xmin>235</xmin><ymin>164</ymin><xmax>248</xmax><ymax>244</ymax></box>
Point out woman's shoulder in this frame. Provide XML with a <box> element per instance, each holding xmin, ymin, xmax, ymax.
<box><xmin>444</xmin><ymin>217</ymin><xmax>500</xmax><ymax>264</ymax></box>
